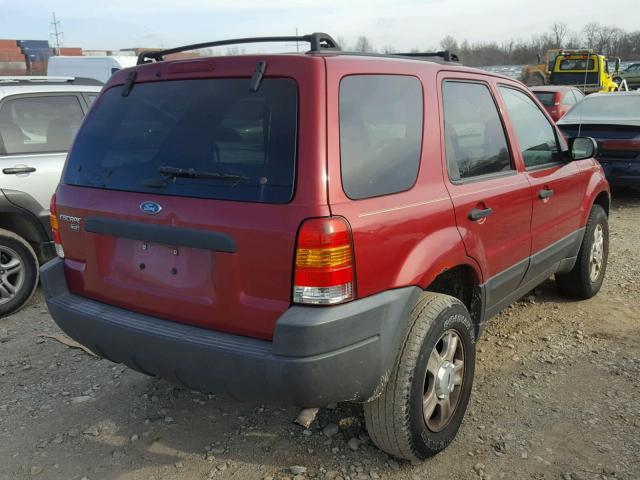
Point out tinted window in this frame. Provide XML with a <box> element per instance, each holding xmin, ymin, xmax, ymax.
<box><xmin>86</xmin><ymin>94</ymin><xmax>98</xmax><ymax>106</ymax></box>
<box><xmin>0</xmin><ymin>95</ymin><xmax>84</xmax><ymax>155</ymax></box>
<box><xmin>339</xmin><ymin>75</ymin><xmax>422</xmax><ymax>199</ymax></box>
<box><xmin>65</xmin><ymin>79</ymin><xmax>298</xmax><ymax>204</ymax></box>
<box><xmin>533</xmin><ymin>92</ymin><xmax>556</xmax><ymax>106</ymax></box>
<box><xmin>499</xmin><ymin>87</ymin><xmax>560</xmax><ymax>169</ymax></box>
<box><xmin>443</xmin><ymin>81</ymin><xmax>512</xmax><ymax>180</ymax></box>
<box><xmin>561</xmin><ymin>94</ymin><xmax>640</xmax><ymax>122</ymax></box>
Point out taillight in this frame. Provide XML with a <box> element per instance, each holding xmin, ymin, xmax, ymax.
<box><xmin>599</xmin><ymin>139</ymin><xmax>640</xmax><ymax>151</ymax></box>
<box><xmin>293</xmin><ymin>217</ymin><xmax>355</xmax><ymax>305</ymax></box>
<box><xmin>50</xmin><ymin>194</ymin><xmax>64</xmax><ymax>258</ymax></box>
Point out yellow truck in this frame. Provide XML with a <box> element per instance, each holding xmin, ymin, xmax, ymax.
<box><xmin>549</xmin><ymin>50</ymin><xmax>619</xmax><ymax>93</ymax></box>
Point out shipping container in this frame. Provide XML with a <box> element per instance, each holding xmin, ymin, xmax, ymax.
<box><xmin>18</xmin><ymin>39</ymin><xmax>50</xmax><ymax>49</ymax></box>
<box><xmin>0</xmin><ymin>52</ymin><xmax>26</xmax><ymax>62</ymax></box>
<box><xmin>0</xmin><ymin>39</ymin><xmax>18</xmax><ymax>48</ymax></box>
<box><xmin>59</xmin><ymin>47</ymin><xmax>83</xmax><ymax>56</ymax></box>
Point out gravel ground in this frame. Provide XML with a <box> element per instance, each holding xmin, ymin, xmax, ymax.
<box><xmin>1</xmin><ymin>193</ymin><xmax>638</xmax><ymax>480</ymax></box>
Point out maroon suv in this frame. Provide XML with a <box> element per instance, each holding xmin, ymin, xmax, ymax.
<box><xmin>42</xmin><ymin>33</ymin><xmax>610</xmax><ymax>461</ymax></box>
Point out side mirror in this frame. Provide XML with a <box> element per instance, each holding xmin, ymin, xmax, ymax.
<box><xmin>569</xmin><ymin>137</ymin><xmax>598</xmax><ymax>161</ymax></box>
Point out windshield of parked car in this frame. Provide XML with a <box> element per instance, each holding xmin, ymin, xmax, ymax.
<box><xmin>533</xmin><ymin>92</ymin><xmax>556</xmax><ymax>106</ymax></box>
<box><xmin>64</xmin><ymin>78</ymin><xmax>298</xmax><ymax>204</ymax></box>
<box><xmin>561</xmin><ymin>95</ymin><xmax>640</xmax><ymax>122</ymax></box>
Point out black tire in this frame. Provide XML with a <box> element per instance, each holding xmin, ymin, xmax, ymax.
<box><xmin>0</xmin><ymin>228</ymin><xmax>39</xmax><ymax>318</ymax></box>
<box><xmin>363</xmin><ymin>292</ymin><xmax>476</xmax><ymax>461</ymax></box>
<box><xmin>556</xmin><ymin>205</ymin><xmax>608</xmax><ymax>299</ymax></box>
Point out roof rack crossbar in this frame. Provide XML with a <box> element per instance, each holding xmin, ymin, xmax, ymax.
<box><xmin>395</xmin><ymin>51</ymin><xmax>459</xmax><ymax>62</ymax></box>
<box><xmin>137</xmin><ymin>32</ymin><xmax>340</xmax><ymax>64</ymax></box>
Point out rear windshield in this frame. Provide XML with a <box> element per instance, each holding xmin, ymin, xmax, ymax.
<box><xmin>558</xmin><ymin>59</ymin><xmax>595</xmax><ymax>71</ymax></box>
<box><xmin>65</xmin><ymin>78</ymin><xmax>298</xmax><ymax>203</ymax></box>
<box><xmin>533</xmin><ymin>92</ymin><xmax>556</xmax><ymax>106</ymax></box>
<box><xmin>562</xmin><ymin>95</ymin><xmax>640</xmax><ymax>122</ymax></box>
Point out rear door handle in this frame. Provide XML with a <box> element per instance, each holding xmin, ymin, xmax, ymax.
<box><xmin>3</xmin><ymin>167</ymin><xmax>36</xmax><ymax>174</ymax></box>
<box><xmin>538</xmin><ymin>188</ymin><xmax>554</xmax><ymax>200</ymax></box>
<box><xmin>468</xmin><ymin>207</ymin><xmax>493</xmax><ymax>221</ymax></box>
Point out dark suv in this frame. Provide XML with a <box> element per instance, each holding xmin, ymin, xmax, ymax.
<box><xmin>41</xmin><ymin>33</ymin><xmax>610</xmax><ymax>461</ymax></box>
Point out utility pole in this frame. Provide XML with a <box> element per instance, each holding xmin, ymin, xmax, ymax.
<box><xmin>295</xmin><ymin>27</ymin><xmax>299</xmax><ymax>53</ymax></box>
<box><xmin>50</xmin><ymin>12</ymin><xmax>63</xmax><ymax>54</ymax></box>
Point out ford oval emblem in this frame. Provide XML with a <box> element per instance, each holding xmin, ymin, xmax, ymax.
<box><xmin>140</xmin><ymin>201</ymin><xmax>162</xmax><ymax>215</ymax></box>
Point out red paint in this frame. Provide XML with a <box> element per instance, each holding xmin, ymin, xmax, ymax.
<box><xmin>56</xmin><ymin>53</ymin><xmax>609</xmax><ymax>341</ymax></box>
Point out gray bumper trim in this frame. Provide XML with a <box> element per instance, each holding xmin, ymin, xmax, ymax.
<box><xmin>41</xmin><ymin>258</ymin><xmax>419</xmax><ymax>405</ymax></box>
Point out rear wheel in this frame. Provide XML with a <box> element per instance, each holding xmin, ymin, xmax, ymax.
<box><xmin>363</xmin><ymin>293</ymin><xmax>476</xmax><ymax>461</ymax></box>
<box><xmin>0</xmin><ymin>229</ymin><xmax>39</xmax><ymax>317</ymax></box>
<box><xmin>556</xmin><ymin>205</ymin><xmax>608</xmax><ymax>299</ymax></box>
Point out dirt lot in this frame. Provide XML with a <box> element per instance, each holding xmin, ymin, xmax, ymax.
<box><xmin>1</xmin><ymin>194</ymin><xmax>638</xmax><ymax>480</ymax></box>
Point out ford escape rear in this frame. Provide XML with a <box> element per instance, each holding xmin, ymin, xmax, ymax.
<box><xmin>41</xmin><ymin>33</ymin><xmax>610</xmax><ymax>461</ymax></box>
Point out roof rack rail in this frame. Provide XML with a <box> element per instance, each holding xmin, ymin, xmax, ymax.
<box><xmin>137</xmin><ymin>32</ymin><xmax>341</xmax><ymax>64</ymax></box>
<box><xmin>0</xmin><ymin>76</ymin><xmax>103</xmax><ymax>86</ymax></box>
<box><xmin>394</xmin><ymin>50</ymin><xmax>460</xmax><ymax>63</ymax></box>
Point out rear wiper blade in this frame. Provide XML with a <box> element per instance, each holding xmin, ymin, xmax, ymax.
<box><xmin>158</xmin><ymin>166</ymin><xmax>248</xmax><ymax>182</ymax></box>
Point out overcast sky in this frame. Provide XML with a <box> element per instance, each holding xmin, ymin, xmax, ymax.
<box><xmin>0</xmin><ymin>0</ymin><xmax>637</xmax><ymax>51</ymax></box>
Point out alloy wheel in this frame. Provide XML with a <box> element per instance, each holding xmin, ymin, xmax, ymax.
<box><xmin>0</xmin><ymin>246</ymin><xmax>25</xmax><ymax>305</ymax></box>
<box><xmin>423</xmin><ymin>329</ymin><xmax>465</xmax><ymax>432</ymax></box>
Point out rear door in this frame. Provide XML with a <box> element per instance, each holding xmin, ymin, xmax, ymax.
<box><xmin>0</xmin><ymin>93</ymin><xmax>87</xmax><ymax>210</ymax></box>
<box><xmin>55</xmin><ymin>57</ymin><xmax>328</xmax><ymax>340</ymax></box>
<box><xmin>626</xmin><ymin>64</ymin><xmax>640</xmax><ymax>87</ymax></box>
<box><xmin>324</xmin><ymin>58</ymin><xmax>458</xmax><ymax>299</ymax></box>
<box><xmin>496</xmin><ymin>84</ymin><xmax>584</xmax><ymax>283</ymax></box>
<box><xmin>438</xmin><ymin>73</ymin><xmax>532</xmax><ymax>313</ymax></box>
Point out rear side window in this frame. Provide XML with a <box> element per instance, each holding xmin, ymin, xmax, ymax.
<box><xmin>65</xmin><ymin>79</ymin><xmax>298</xmax><ymax>204</ymax></box>
<box><xmin>339</xmin><ymin>75</ymin><xmax>422</xmax><ymax>199</ymax></box>
<box><xmin>498</xmin><ymin>86</ymin><xmax>560</xmax><ymax>169</ymax></box>
<box><xmin>442</xmin><ymin>81</ymin><xmax>512</xmax><ymax>181</ymax></box>
<box><xmin>0</xmin><ymin>95</ymin><xmax>84</xmax><ymax>155</ymax></box>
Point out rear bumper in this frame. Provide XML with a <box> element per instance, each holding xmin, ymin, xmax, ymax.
<box><xmin>599</xmin><ymin>160</ymin><xmax>640</xmax><ymax>187</ymax></box>
<box><xmin>41</xmin><ymin>258</ymin><xmax>419</xmax><ymax>406</ymax></box>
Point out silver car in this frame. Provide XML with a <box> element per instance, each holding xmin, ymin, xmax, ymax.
<box><xmin>0</xmin><ymin>76</ymin><xmax>102</xmax><ymax>316</ymax></box>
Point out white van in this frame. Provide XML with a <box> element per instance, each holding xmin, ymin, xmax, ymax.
<box><xmin>47</xmin><ymin>56</ymin><xmax>138</xmax><ymax>84</ymax></box>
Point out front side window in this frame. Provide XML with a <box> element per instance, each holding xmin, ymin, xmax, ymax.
<box><xmin>442</xmin><ymin>81</ymin><xmax>512</xmax><ymax>181</ymax></box>
<box><xmin>339</xmin><ymin>75</ymin><xmax>423</xmax><ymax>199</ymax></box>
<box><xmin>499</xmin><ymin>86</ymin><xmax>560</xmax><ymax>169</ymax></box>
<box><xmin>0</xmin><ymin>95</ymin><xmax>84</xmax><ymax>155</ymax></box>
<box><xmin>65</xmin><ymin>78</ymin><xmax>298</xmax><ymax>204</ymax></box>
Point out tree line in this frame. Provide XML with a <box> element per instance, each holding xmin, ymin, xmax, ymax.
<box><xmin>343</xmin><ymin>23</ymin><xmax>640</xmax><ymax>66</ymax></box>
